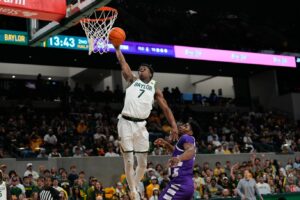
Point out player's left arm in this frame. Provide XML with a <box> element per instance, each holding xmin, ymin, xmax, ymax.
<box><xmin>169</xmin><ymin>141</ymin><xmax>195</xmax><ymax>167</ymax></box>
<box><xmin>155</xmin><ymin>88</ymin><xmax>178</xmax><ymax>141</ymax></box>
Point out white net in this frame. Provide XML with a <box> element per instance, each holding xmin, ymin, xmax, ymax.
<box><xmin>80</xmin><ymin>7</ymin><xmax>118</xmax><ymax>55</ymax></box>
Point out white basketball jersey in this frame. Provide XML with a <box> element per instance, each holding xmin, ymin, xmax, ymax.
<box><xmin>0</xmin><ymin>182</ymin><xmax>7</xmax><ymax>200</ymax></box>
<box><xmin>121</xmin><ymin>79</ymin><xmax>156</xmax><ymax>119</ymax></box>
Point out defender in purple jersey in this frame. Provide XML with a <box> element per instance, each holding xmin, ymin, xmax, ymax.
<box><xmin>154</xmin><ymin>122</ymin><xmax>197</xmax><ymax>200</ymax></box>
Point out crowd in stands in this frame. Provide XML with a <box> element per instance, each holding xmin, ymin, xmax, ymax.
<box><xmin>0</xmin><ymin>76</ymin><xmax>231</xmax><ymax>106</ymax></box>
<box><xmin>2</xmin><ymin>154</ymin><xmax>300</xmax><ymax>199</ymax></box>
<box><xmin>0</xmin><ymin>94</ymin><xmax>299</xmax><ymax>158</ymax></box>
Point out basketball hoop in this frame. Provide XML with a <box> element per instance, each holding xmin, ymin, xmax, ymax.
<box><xmin>80</xmin><ymin>6</ymin><xmax>118</xmax><ymax>55</ymax></box>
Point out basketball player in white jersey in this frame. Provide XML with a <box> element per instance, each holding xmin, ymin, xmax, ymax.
<box><xmin>114</xmin><ymin>45</ymin><xmax>178</xmax><ymax>200</ymax></box>
<box><xmin>0</xmin><ymin>170</ymin><xmax>10</xmax><ymax>200</ymax></box>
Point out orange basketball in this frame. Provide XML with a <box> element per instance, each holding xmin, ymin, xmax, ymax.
<box><xmin>109</xmin><ymin>27</ymin><xmax>126</xmax><ymax>47</ymax></box>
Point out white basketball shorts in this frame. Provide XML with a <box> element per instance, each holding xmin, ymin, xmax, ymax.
<box><xmin>117</xmin><ymin>116</ymin><xmax>149</xmax><ymax>153</ymax></box>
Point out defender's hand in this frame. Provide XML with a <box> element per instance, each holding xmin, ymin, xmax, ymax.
<box><xmin>169</xmin><ymin>157</ymin><xmax>181</xmax><ymax>167</ymax></box>
<box><xmin>154</xmin><ymin>138</ymin><xmax>166</xmax><ymax>146</ymax></box>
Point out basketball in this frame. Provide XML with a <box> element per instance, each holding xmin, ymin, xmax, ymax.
<box><xmin>109</xmin><ymin>27</ymin><xmax>126</xmax><ymax>47</ymax></box>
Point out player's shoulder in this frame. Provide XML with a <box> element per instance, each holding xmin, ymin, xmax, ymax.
<box><xmin>180</xmin><ymin>134</ymin><xmax>195</xmax><ymax>142</ymax></box>
<box><xmin>181</xmin><ymin>134</ymin><xmax>194</xmax><ymax>139</ymax></box>
<box><xmin>149</xmin><ymin>79</ymin><xmax>156</xmax><ymax>86</ymax></box>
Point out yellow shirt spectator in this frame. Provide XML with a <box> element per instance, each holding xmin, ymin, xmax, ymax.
<box><xmin>146</xmin><ymin>176</ymin><xmax>160</xmax><ymax>199</ymax></box>
<box><xmin>213</xmin><ymin>162</ymin><xmax>225</xmax><ymax>177</ymax></box>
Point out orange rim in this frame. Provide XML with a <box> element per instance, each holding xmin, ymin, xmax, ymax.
<box><xmin>80</xmin><ymin>6</ymin><xmax>118</xmax><ymax>23</ymax></box>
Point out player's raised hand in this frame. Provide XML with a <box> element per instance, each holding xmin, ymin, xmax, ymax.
<box><xmin>113</xmin><ymin>44</ymin><xmax>120</xmax><ymax>50</ymax></box>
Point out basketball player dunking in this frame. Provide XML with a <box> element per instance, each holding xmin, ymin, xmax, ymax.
<box><xmin>155</xmin><ymin>122</ymin><xmax>196</xmax><ymax>200</ymax></box>
<box><xmin>113</xmin><ymin>45</ymin><xmax>178</xmax><ymax>200</ymax></box>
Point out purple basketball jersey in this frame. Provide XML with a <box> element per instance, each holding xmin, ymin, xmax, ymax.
<box><xmin>170</xmin><ymin>134</ymin><xmax>195</xmax><ymax>182</ymax></box>
<box><xmin>159</xmin><ymin>134</ymin><xmax>195</xmax><ymax>200</ymax></box>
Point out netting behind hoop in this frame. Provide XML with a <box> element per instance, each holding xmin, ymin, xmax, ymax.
<box><xmin>80</xmin><ymin>7</ymin><xmax>118</xmax><ymax>55</ymax></box>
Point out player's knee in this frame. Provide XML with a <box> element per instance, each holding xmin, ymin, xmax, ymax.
<box><xmin>137</xmin><ymin>154</ymin><xmax>147</xmax><ymax>169</ymax></box>
<box><xmin>123</xmin><ymin>153</ymin><xmax>134</xmax><ymax>168</ymax></box>
<box><xmin>139</xmin><ymin>160</ymin><xmax>147</xmax><ymax>169</ymax></box>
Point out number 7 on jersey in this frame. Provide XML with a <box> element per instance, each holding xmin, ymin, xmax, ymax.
<box><xmin>138</xmin><ymin>89</ymin><xmax>145</xmax><ymax>98</ymax></box>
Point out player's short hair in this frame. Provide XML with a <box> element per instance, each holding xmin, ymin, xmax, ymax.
<box><xmin>140</xmin><ymin>63</ymin><xmax>154</xmax><ymax>78</ymax></box>
<box><xmin>189</xmin><ymin>121</ymin><xmax>200</xmax><ymax>134</ymax></box>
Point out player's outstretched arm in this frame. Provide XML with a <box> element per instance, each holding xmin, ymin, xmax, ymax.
<box><xmin>155</xmin><ymin>88</ymin><xmax>178</xmax><ymax>141</ymax></box>
<box><xmin>114</xmin><ymin>45</ymin><xmax>135</xmax><ymax>83</ymax></box>
<box><xmin>154</xmin><ymin>138</ymin><xmax>174</xmax><ymax>152</ymax></box>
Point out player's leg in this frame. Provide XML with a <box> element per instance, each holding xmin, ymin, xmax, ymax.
<box><xmin>135</xmin><ymin>152</ymin><xmax>147</xmax><ymax>184</ymax></box>
<box><xmin>117</xmin><ymin>118</ymin><xmax>139</xmax><ymax>198</ymax></box>
<box><xmin>159</xmin><ymin>182</ymin><xmax>194</xmax><ymax>200</ymax></box>
<box><xmin>122</xmin><ymin>152</ymin><xmax>136</xmax><ymax>191</ymax></box>
<box><xmin>133</xmin><ymin>123</ymin><xmax>149</xmax><ymax>186</ymax></box>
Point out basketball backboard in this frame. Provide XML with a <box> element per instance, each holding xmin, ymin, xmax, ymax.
<box><xmin>27</xmin><ymin>0</ymin><xmax>112</xmax><ymax>46</ymax></box>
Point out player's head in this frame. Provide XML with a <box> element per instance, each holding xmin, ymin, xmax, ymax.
<box><xmin>178</xmin><ymin>121</ymin><xmax>199</xmax><ymax>136</ymax></box>
<box><xmin>178</xmin><ymin>122</ymin><xmax>192</xmax><ymax>136</ymax></box>
<box><xmin>138</xmin><ymin>63</ymin><xmax>154</xmax><ymax>81</ymax></box>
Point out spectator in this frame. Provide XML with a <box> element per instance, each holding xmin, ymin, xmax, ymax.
<box><xmin>146</xmin><ymin>176</ymin><xmax>160</xmax><ymax>199</ymax></box>
<box><xmin>60</xmin><ymin>171</ymin><xmax>71</xmax><ymax>196</ymax></box>
<box><xmin>10</xmin><ymin>176</ymin><xmax>23</xmax><ymax>199</ymax></box>
<box><xmin>213</xmin><ymin>162</ymin><xmax>225</xmax><ymax>177</ymax></box>
<box><xmin>72</xmin><ymin>141</ymin><xmax>86</xmax><ymax>155</ymax></box>
<box><xmin>93</xmin><ymin>127</ymin><xmax>106</xmax><ymax>142</ymax></box>
<box><xmin>243</xmin><ymin>132</ymin><xmax>255</xmax><ymax>153</ymax></box>
<box><xmin>256</xmin><ymin>176</ymin><xmax>271</xmax><ymax>195</ymax></box>
<box><xmin>205</xmin><ymin>177</ymin><xmax>223</xmax><ymax>198</ymax></box>
<box><xmin>0</xmin><ymin>164</ymin><xmax>9</xmax><ymax>181</ymax></box>
<box><xmin>73</xmin><ymin>147</ymin><xmax>87</xmax><ymax>157</ymax></box>
<box><xmin>193</xmin><ymin>182</ymin><xmax>201</xmax><ymax>200</ymax></box>
<box><xmin>293</xmin><ymin>156</ymin><xmax>300</xmax><ymax>169</ymax></box>
<box><xmin>43</xmin><ymin>128</ymin><xmax>58</xmax><ymax>150</ymax></box>
<box><xmin>285</xmin><ymin>176</ymin><xmax>298</xmax><ymax>192</ymax></box>
<box><xmin>93</xmin><ymin>181</ymin><xmax>105</xmax><ymax>199</ymax></box>
<box><xmin>149</xmin><ymin>187</ymin><xmax>160</xmax><ymax>200</ymax></box>
<box><xmin>52</xmin><ymin>178</ymin><xmax>66</xmax><ymax>196</ymax></box>
<box><xmin>24</xmin><ymin>163</ymin><xmax>39</xmax><ymax>180</ymax></box>
<box><xmin>209</xmin><ymin>89</ymin><xmax>218</xmax><ymax>105</ymax></box>
<box><xmin>232</xmin><ymin>144</ymin><xmax>241</xmax><ymax>154</ymax></box>
<box><xmin>220</xmin><ymin>176</ymin><xmax>233</xmax><ymax>194</ymax></box>
<box><xmin>37</xmin><ymin>148</ymin><xmax>48</xmax><ymax>158</ymax></box>
<box><xmin>29</xmin><ymin>134</ymin><xmax>43</xmax><ymax>154</ymax></box>
<box><xmin>76</xmin><ymin>120</ymin><xmax>88</xmax><ymax>135</ymax></box>
<box><xmin>23</xmin><ymin>175</ymin><xmax>36</xmax><ymax>198</ymax></box>
<box><xmin>48</xmin><ymin>147</ymin><xmax>62</xmax><ymax>158</ymax></box>
<box><xmin>104</xmin><ymin>146</ymin><xmax>119</xmax><ymax>157</ymax></box>
<box><xmin>68</xmin><ymin>165</ymin><xmax>78</xmax><ymax>187</ymax></box>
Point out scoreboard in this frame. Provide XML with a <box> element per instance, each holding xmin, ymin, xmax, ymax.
<box><xmin>0</xmin><ymin>29</ymin><xmax>296</xmax><ymax>68</ymax></box>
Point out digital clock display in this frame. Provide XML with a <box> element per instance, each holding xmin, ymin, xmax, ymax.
<box><xmin>47</xmin><ymin>35</ymin><xmax>88</xmax><ymax>50</ymax></box>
